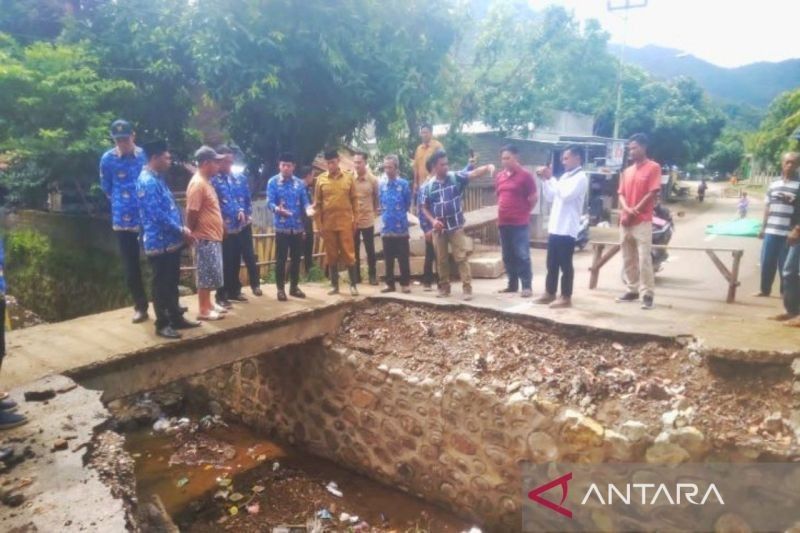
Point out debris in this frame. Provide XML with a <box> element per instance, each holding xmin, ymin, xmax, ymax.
<box><xmin>612</xmin><ymin>343</ymin><xmax>624</xmax><ymax>351</ymax></box>
<box><xmin>257</xmin><ymin>454</ymin><xmax>267</xmax><ymax>462</ymax></box>
<box><xmin>214</xmin><ymin>490</ymin><xmax>229</xmax><ymax>500</ymax></box>
<box><xmin>153</xmin><ymin>418</ymin><xmax>171</xmax><ymax>433</ymax></box>
<box><xmin>252</xmin><ymin>484</ymin><xmax>266</xmax><ymax>494</ymax></box>
<box><xmin>316</xmin><ymin>509</ymin><xmax>333</xmax><ymax>520</ymax></box>
<box><xmin>325</xmin><ymin>481</ymin><xmax>343</xmax><ymax>497</ymax></box>
<box><xmin>272</xmin><ymin>461</ymin><xmax>280</xmax><ymax>471</ymax></box>
<box><xmin>246</xmin><ymin>502</ymin><xmax>260</xmax><ymax>515</ymax></box>
<box><xmin>217</xmin><ymin>477</ymin><xmax>232</xmax><ymax>487</ymax></box>
<box><xmin>229</xmin><ymin>505</ymin><xmax>239</xmax><ymax>516</ymax></box>
<box><xmin>176</xmin><ymin>477</ymin><xmax>189</xmax><ymax>488</ymax></box>
<box><xmin>2</xmin><ymin>492</ymin><xmax>25</xmax><ymax>507</ymax></box>
<box><xmin>51</xmin><ymin>439</ymin><xmax>68</xmax><ymax>452</ymax></box>
<box><xmin>339</xmin><ymin>512</ymin><xmax>359</xmax><ymax>524</ymax></box>
<box><xmin>228</xmin><ymin>492</ymin><xmax>244</xmax><ymax>502</ymax></box>
<box><xmin>762</xmin><ymin>412</ymin><xmax>785</xmax><ymax>434</ymax></box>
<box><xmin>24</xmin><ymin>389</ymin><xmax>56</xmax><ymax>402</ymax></box>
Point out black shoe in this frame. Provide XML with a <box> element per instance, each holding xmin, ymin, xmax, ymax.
<box><xmin>132</xmin><ymin>310</ymin><xmax>149</xmax><ymax>324</ymax></box>
<box><xmin>277</xmin><ymin>290</ymin><xmax>288</xmax><ymax>302</ymax></box>
<box><xmin>216</xmin><ymin>299</ymin><xmax>233</xmax><ymax>309</ymax></box>
<box><xmin>179</xmin><ymin>305</ymin><xmax>189</xmax><ymax>313</ymax></box>
<box><xmin>289</xmin><ymin>287</ymin><xmax>306</xmax><ymax>299</ymax></box>
<box><xmin>497</xmin><ymin>287</ymin><xmax>518</xmax><ymax>294</ymax></box>
<box><xmin>0</xmin><ymin>411</ymin><xmax>28</xmax><ymax>431</ymax></box>
<box><xmin>229</xmin><ymin>293</ymin><xmax>248</xmax><ymax>302</ymax></box>
<box><xmin>369</xmin><ymin>275</ymin><xmax>378</xmax><ymax>286</ymax></box>
<box><xmin>252</xmin><ymin>287</ymin><xmax>263</xmax><ymax>297</ymax></box>
<box><xmin>172</xmin><ymin>317</ymin><xmax>201</xmax><ymax>329</ymax></box>
<box><xmin>381</xmin><ymin>286</ymin><xmax>396</xmax><ymax>293</ymax></box>
<box><xmin>156</xmin><ymin>326</ymin><xmax>182</xmax><ymax>339</ymax></box>
<box><xmin>0</xmin><ymin>399</ymin><xmax>18</xmax><ymax>412</ymax></box>
<box><xmin>641</xmin><ymin>295</ymin><xmax>654</xmax><ymax>310</ymax></box>
<box><xmin>615</xmin><ymin>292</ymin><xmax>640</xmax><ymax>303</ymax></box>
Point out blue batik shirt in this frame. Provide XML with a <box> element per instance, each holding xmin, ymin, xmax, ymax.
<box><xmin>100</xmin><ymin>146</ymin><xmax>147</xmax><ymax>231</ymax></box>
<box><xmin>267</xmin><ymin>174</ymin><xmax>308</xmax><ymax>234</ymax></box>
<box><xmin>211</xmin><ymin>173</ymin><xmax>244</xmax><ymax>234</ymax></box>
<box><xmin>422</xmin><ymin>170</ymin><xmax>470</xmax><ymax>232</ymax></box>
<box><xmin>379</xmin><ymin>175</ymin><xmax>412</xmax><ymax>237</ymax></box>
<box><xmin>0</xmin><ymin>238</ymin><xmax>5</xmax><ymax>295</ymax></box>
<box><xmin>231</xmin><ymin>173</ymin><xmax>252</xmax><ymax>219</ymax></box>
<box><xmin>136</xmin><ymin>168</ymin><xmax>184</xmax><ymax>256</ymax></box>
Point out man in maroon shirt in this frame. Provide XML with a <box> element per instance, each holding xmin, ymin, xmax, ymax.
<box><xmin>495</xmin><ymin>144</ymin><xmax>538</xmax><ymax>297</ymax></box>
<box><xmin>616</xmin><ymin>133</ymin><xmax>662</xmax><ymax>310</ymax></box>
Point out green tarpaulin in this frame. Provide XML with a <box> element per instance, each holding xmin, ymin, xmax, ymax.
<box><xmin>705</xmin><ymin>218</ymin><xmax>762</xmax><ymax>237</ymax></box>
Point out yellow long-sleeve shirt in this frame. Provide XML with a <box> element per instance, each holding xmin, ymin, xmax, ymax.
<box><xmin>314</xmin><ymin>169</ymin><xmax>357</xmax><ymax>231</ymax></box>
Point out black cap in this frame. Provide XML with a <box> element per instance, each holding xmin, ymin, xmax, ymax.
<box><xmin>110</xmin><ymin>119</ymin><xmax>134</xmax><ymax>139</ymax></box>
<box><xmin>194</xmin><ymin>145</ymin><xmax>225</xmax><ymax>164</ymax></box>
<box><xmin>142</xmin><ymin>140</ymin><xmax>168</xmax><ymax>159</ymax></box>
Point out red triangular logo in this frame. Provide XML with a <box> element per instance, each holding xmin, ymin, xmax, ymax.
<box><xmin>527</xmin><ymin>472</ymin><xmax>573</xmax><ymax>519</ymax></box>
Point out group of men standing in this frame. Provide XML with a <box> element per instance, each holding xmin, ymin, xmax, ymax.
<box><xmin>100</xmin><ymin>120</ymin><xmax>261</xmax><ymax>339</ymax></box>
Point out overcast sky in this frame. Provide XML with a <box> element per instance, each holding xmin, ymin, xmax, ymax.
<box><xmin>538</xmin><ymin>0</ymin><xmax>799</xmax><ymax>68</ymax></box>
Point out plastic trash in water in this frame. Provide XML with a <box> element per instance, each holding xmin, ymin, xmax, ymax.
<box><xmin>339</xmin><ymin>512</ymin><xmax>359</xmax><ymax>524</ymax></box>
<box><xmin>153</xmin><ymin>418</ymin><xmax>170</xmax><ymax>433</ymax></box>
<box><xmin>272</xmin><ymin>461</ymin><xmax>280</xmax><ymax>471</ymax></box>
<box><xmin>325</xmin><ymin>481</ymin><xmax>343</xmax><ymax>497</ymax></box>
<box><xmin>316</xmin><ymin>509</ymin><xmax>333</xmax><ymax>520</ymax></box>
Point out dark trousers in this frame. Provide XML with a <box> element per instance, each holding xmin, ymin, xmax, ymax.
<box><xmin>238</xmin><ymin>224</ymin><xmax>261</xmax><ymax>290</ymax></box>
<box><xmin>423</xmin><ymin>238</ymin><xmax>436</xmax><ymax>286</ymax></box>
<box><xmin>116</xmin><ymin>231</ymin><xmax>148</xmax><ymax>312</ymax></box>
<box><xmin>760</xmin><ymin>233</ymin><xmax>788</xmax><ymax>295</ymax></box>
<box><xmin>383</xmin><ymin>236</ymin><xmax>411</xmax><ymax>288</ymax></box>
<box><xmin>545</xmin><ymin>234</ymin><xmax>576</xmax><ymax>297</ymax></box>
<box><xmin>353</xmin><ymin>226</ymin><xmax>376</xmax><ymax>282</ymax></box>
<box><xmin>276</xmin><ymin>232</ymin><xmax>303</xmax><ymax>290</ymax></box>
<box><xmin>499</xmin><ymin>224</ymin><xmax>532</xmax><ymax>291</ymax></box>
<box><xmin>783</xmin><ymin>243</ymin><xmax>800</xmax><ymax>315</ymax></box>
<box><xmin>219</xmin><ymin>233</ymin><xmax>242</xmax><ymax>301</ymax></box>
<box><xmin>147</xmin><ymin>249</ymin><xmax>182</xmax><ymax>330</ymax></box>
<box><xmin>303</xmin><ymin>218</ymin><xmax>315</xmax><ymax>273</ymax></box>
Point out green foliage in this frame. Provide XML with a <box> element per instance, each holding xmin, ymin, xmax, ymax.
<box><xmin>705</xmin><ymin>130</ymin><xmax>745</xmax><ymax>174</ymax></box>
<box><xmin>4</xmin><ymin>229</ymin><xmax>130</xmax><ymax>321</ymax></box>
<box><xmin>749</xmin><ymin>89</ymin><xmax>800</xmax><ymax>172</ymax></box>
<box><xmin>0</xmin><ymin>35</ymin><xmax>135</xmax><ymax>207</ymax></box>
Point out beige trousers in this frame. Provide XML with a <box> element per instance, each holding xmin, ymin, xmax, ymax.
<box><xmin>620</xmin><ymin>221</ymin><xmax>654</xmax><ymax>297</ymax></box>
<box><xmin>433</xmin><ymin>228</ymin><xmax>471</xmax><ymax>285</ymax></box>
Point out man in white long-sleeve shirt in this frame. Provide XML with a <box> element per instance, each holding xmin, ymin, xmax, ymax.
<box><xmin>534</xmin><ymin>145</ymin><xmax>588</xmax><ymax>308</ymax></box>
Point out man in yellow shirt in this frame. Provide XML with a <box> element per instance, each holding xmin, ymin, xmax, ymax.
<box><xmin>412</xmin><ymin>123</ymin><xmax>443</xmax><ymax>194</ymax></box>
<box><xmin>314</xmin><ymin>149</ymin><xmax>359</xmax><ymax>296</ymax></box>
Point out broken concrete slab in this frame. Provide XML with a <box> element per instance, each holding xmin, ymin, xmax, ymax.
<box><xmin>468</xmin><ymin>255</ymin><xmax>505</xmax><ymax>279</ymax></box>
<box><xmin>0</xmin><ymin>375</ymin><xmax>132</xmax><ymax>532</ymax></box>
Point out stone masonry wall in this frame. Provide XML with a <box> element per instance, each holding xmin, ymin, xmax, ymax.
<box><xmin>186</xmin><ymin>339</ymin><xmax>746</xmax><ymax>531</ymax></box>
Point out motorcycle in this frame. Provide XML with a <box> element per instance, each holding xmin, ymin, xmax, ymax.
<box><xmin>575</xmin><ymin>214</ymin><xmax>590</xmax><ymax>251</ymax></box>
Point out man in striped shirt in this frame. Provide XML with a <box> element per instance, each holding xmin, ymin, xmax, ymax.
<box><xmin>755</xmin><ymin>152</ymin><xmax>800</xmax><ymax>298</ymax></box>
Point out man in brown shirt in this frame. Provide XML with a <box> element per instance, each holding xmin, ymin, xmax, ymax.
<box><xmin>353</xmin><ymin>152</ymin><xmax>379</xmax><ymax>285</ymax></box>
<box><xmin>314</xmin><ymin>149</ymin><xmax>359</xmax><ymax>295</ymax></box>
<box><xmin>412</xmin><ymin>123</ymin><xmax>443</xmax><ymax>194</ymax></box>
<box><xmin>186</xmin><ymin>146</ymin><xmax>226</xmax><ymax>321</ymax></box>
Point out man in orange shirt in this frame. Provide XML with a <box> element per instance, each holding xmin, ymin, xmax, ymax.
<box><xmin>412</xmin><ymin>123</ymin><xmax>443</xmax><ymax>194</ymax></box>
<box><xmin>186</xmin><ymin>146</ymin><xmax>226</xmax><ymax>320</ymax></box>
<box><xmin>616</xmin><ymin>133</ymin><xmax>662</xmax><ymax>310</ymax></box>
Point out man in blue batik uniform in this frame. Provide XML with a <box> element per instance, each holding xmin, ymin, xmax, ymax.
<box><xmin>267</xmin><ymin>153</ymin><xmax>309</xmax><ymax>302</ymax></box>
<box><xmin>136</xmin><ymin>140</ymin><xmax>199</xmax><ymax>340</ymax></box>
<box><xmin>99</xmin><ymin>119</ymin><xmax>149</xmax><ymax>323</ymax></box>
<box><xmin>211</xmin><ymin>147</ymin><xmax>246</xmax><ymax>308</ymax></box>
<box><xmin>378</xmin><ymin>154</ymin><xmax>412</xmax><ymax>293</ymax></box>
<box><xmin>0</xmin><ymin>239</ymin><xmax>29</xmax><ymax>431</ymax></box>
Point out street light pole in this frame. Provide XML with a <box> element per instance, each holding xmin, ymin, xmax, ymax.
<box><xmin>608</xmin><ymin>0</ymin><xmax>648</xmax><ymax>139</ymax></box>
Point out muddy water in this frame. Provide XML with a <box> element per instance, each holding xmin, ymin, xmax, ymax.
<box><xmin>125</xmin><ymin>421</ymin><xmax>474</xmax><ymax>532</ymax></box>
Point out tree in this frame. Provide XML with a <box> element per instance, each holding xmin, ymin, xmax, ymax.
<box><xmin>749</xmin><ymin>88</ymin><xmax>800</xmax><ymax>172</ymax></box>
<box><xmin>0</xmin><ymin>34</ymin><xmax>134</xmax><ymax>207</ymax></box>
<box><xmin>705</xmin><ymin>130</ymin><xmax>745</xmax><ymax>174</ymax></box>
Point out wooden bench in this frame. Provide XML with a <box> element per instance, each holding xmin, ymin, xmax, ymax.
<box><xmin>588</xmin><ymin>241</ymin><xmax>745</xmax><ymax>303</ymax></box>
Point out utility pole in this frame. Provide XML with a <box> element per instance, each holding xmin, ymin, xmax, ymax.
<box><xmin>608</xmin><ymin>0</ymin><xmax>647</xmax><ymax>139</ymax></box>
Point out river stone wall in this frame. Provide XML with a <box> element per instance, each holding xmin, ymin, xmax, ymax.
<box><xmin>185</xmin><ymin>339</ymin><xmax>784</xmax><ymax>531</ymax></box>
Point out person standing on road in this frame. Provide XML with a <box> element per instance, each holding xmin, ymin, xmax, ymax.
<box><xmin>378</xmin><ymin>154</ymin><xmax>412</xmax><ymax>293</ymax></box>
<box><xmin>755</xmin><ymin>152</ymin><xmax>800</xmax><ymax>298</ymax></box>
<box><xmin>738</xmin><ymin>192</ymin><xmax>750</xmax><ymax>219</ymax></box>
<box><xmin>494</xmin><ymin>144</ymin><xmax>537</xmax><ymax>298</ymax></box>
<box><xmin>299</xmin><ymin>166</ymin><xmax>317</xmax><ymax>277</ymax></box>
<box><xmin>534</xmin><ymin>145</ymin><xmax>588</xmax><ymax>309</ymax></box>
<box><xmin>267</xmin><ymin>153</ymin><xmax>308</xmax><ymax>301</ymax></box>
<box><xmin>421</xmin><ymin>150</ymin><xmax>494</xmax><ymax>301</ymax></box>
<box><xmin>352</xmin><ymin>152</ymin><xmax>380</xmax><ymax>285</ymax></box>
<box><xmin>417</xmin><ymin>170</ymin><xmax>437</xmax><ymax>291</ymax></box>
<box><xmin>412</xmin><ymin>124</ymin><xmax>444</xmax><ymax>199</ymax></box>
<box><xmin>211</xmin><ymin>147</ymin><xmax>246</xmax><ymax>309</ymax></box>
<box><xmin>136</xmin><ymin>140</ymin><xmax>199</xmax><ymax>339</ymax></box>
<box><xmin>0</xmin><ymin>239</ymin><xmax>29</xmax><ymax>431</ymax></box>
<box><xmin>616</xmin><ymin>133</ymin><xmax>662</xmax><ymax>310</ymax></box>
<box><xmin>186</xmin><ymin>146</ymin><xmax>226</xmax><ymax>321</ymax></box>
<box><xmin>99</xmin><ymin>119</ymin><xmax>149</xmax><ymax>324</ymax></box>
<box><xmin>315</xmin><ymin>149</ymin><xmax>359</xmax><ymax>296</ymax></box>
<box><xmin>780</xmin><ymin>166</ymin><xmax>800</xmax><ymax>326</ymax></box>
